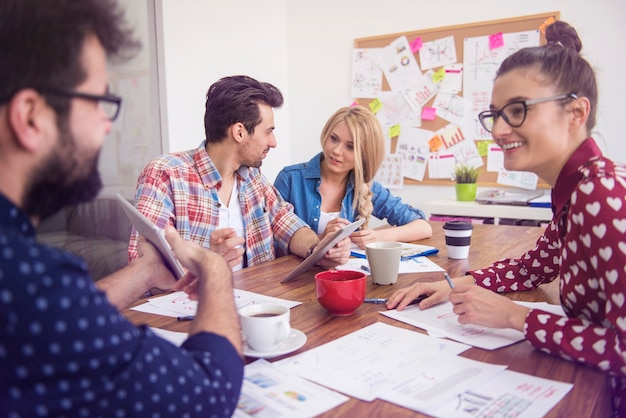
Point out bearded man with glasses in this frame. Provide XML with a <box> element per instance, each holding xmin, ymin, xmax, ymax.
<box><xmin>0</xmin><ymin>1</ymin><xmax>244</xmax><ymax>416</ymax></box>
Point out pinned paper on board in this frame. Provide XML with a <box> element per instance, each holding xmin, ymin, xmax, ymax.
<box><xmin>419</xmin><ymin>35</ymin><xmax>457</xmax><ymax>70</ymax></box>
<box><xmin>352</xmin><ymin>13</ymin><xmax>555</xmax><ymax>190</ymax></box>
<box><xmin>351</xmin><ymin>48</ymin><xmax>383</xmax><ymax>98</ymax></box>
<box><xmin>374</xmin><ymin>154</ymin><xmax>404</xmax><ymax>189</ymax></box>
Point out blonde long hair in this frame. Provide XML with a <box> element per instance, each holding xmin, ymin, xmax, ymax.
<box><xmin>320</xmin><ymin>106</ymin><xmax>385</xmax><ymax>229</ymax></box>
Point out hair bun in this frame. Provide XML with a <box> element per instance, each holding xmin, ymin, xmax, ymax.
<box><xmin>545</xmin><ymin>20</ymin><xmax>582</xmax><ymax>53</ymax></box>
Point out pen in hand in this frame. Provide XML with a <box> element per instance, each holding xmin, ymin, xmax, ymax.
<box><xmin>364</xmin><ymin>294</ymin><xmax>427</xmax><ymax>306</ymax></box>
<box><xmin>444</xmin><ymin>273</ymin><xmax>455</xmax><ymax>289</ymax></box>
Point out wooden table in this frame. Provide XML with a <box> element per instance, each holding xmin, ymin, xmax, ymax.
<box><xmin>124</xmin><ymin>222</ymin><xmax>611</xmax><ymax>417</ymax></box>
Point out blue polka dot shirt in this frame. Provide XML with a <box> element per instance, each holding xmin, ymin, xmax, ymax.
<box><xmin>0</xmin><ymin>194</ymin><xmax>244</xmax><ymax>417</ymax></box>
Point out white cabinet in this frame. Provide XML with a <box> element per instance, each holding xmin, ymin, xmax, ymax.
<box><xmin>426</xmin><ymin>199</ymin><xmax>552</xmax><ymax>225</ymax></box>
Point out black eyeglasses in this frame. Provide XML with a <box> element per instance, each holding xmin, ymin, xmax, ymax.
<box><xmin>477</xmin><ymin>93</ymin><xmax>578</xmax><ymax>133</ymax></box>
<box><xmin>39</xmin><ymin>87</ymin><xmax>123</xmax><ymax>121</ymax></box>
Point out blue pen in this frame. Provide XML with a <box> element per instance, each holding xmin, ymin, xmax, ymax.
<box><xmin>177</xmin><ymin>315</ymin><xmax>195</xmax><ymax>321</ymax></box>
<box><xmin>401</xmin><ymin>248</ymin><xmax>439</xmax><ymax>261</ymax></box>
<box><xmin>360</xmin><ymin>265</ymin><xmax>371</xmax><ymax>273</ymax></box>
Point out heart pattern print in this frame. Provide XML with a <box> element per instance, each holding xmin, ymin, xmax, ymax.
<box><xmin>468</xmin><ymin>142</ymin><xmax>626</xmax><ymax>415</ymax></box>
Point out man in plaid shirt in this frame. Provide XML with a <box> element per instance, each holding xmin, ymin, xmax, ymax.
<box><xmin>128</xmin><ymin>75</ymin><xmax>350</xmax><ymax>271</ymax></box>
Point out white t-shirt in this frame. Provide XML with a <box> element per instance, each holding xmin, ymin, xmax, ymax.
<box><xmin>218</xmin><ymin>184</ymin><xmax>245</xmax><ymax>271</ymax></box>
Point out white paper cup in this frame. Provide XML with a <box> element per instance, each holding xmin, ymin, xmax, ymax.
<box><xmin>443</xmin><ymin>221</ymin><xmax>473</xmax><ymax>259</ymax></box>
<box><xmin>239</xmin><ymin>304</ymin><xmax>291</xmax><ymax>352</ymax></box>
<box><xmin>365</xmin><ymin>242</ymin><xmax>403</xmax><ymax>285</ymax></box>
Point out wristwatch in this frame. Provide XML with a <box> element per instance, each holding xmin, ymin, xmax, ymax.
<box><xmin>305</xmin><ymin>242</ymin><xmax>319</xmax><ymax>258</ymax></box>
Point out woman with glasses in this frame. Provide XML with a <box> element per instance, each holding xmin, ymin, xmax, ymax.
<box><xmin>388</xmin><ymin>20</ymin><xmax>626</xmax><ymax>415</ymax></box>
<box><xmin>274</xmin><ymin>105</ymin><xmax>432</xmax><ymax>249</ymax></box>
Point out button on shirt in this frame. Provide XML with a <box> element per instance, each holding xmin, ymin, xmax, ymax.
<box><xmin>274</xmin><ymin>152</ymin><xmax>427</xmax><ymax>232</ymax></box>
<box><xmin>0</xmin><ymin>194</ymin><xmax>243</xmax><ymax>417</ymax></box>
<box><xmin>468</xmin><ymin>138</ymin><xmax>626</xmax><ymax>416</ymax></box>
<box><xmin>128</xmin><ymin>142</ymin><xmax>307</xmax><ymax>267</ymax></box>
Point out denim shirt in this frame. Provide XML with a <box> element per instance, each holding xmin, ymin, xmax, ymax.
<box><xmin>274</xmin><ymin>153</ymin><xmax>426</xmax><ymax>233</ymax></box>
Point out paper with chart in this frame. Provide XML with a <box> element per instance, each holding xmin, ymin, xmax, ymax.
<box><xmin>422</xmin><ymin>369</ymin><xmax>573</xmax><ymax>418</ymax></box>
<box><xmin>131</xmin><ymin>290</ymin><xmax>301</xmax><ymax>318</ymax></box>
<box><xmin>382</xmin><ymin>301</ymin><xmax>525</xmax><ymax>350</ymax></box>
<box><xmin>234</xmin><ymin>359</ymin><xmax>348</xmax><ymax>418</ymax></box>
<box><xmin>272</xmin><ymin>322</ymin><xmax>507</xmax><ymax>403</ymax></box>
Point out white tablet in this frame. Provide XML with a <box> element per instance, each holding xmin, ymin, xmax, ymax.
<box><xmin>281</xmin><ymin>218</ymin><xmax>365</xmax><ymax>283</ymax></box>
<box><xmin>115</xmin><ymin>194</ymin><xmax>186</xmax><ymax>279</ymax></box>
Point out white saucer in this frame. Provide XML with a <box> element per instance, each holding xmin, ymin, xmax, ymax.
<box><xmin>243</xmin><ymin>329</ymin><xmax>307</xmax><ymax>358</ymax></box>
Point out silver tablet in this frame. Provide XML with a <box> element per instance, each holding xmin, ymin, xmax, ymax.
<box><xmin>115</xmin><ymin>194</ymin><xmax>186</xmax><ymax>279</ymax></box>
<box><xmin>281</xmin><ymin>218</ymin><xmax>365</xmax><ymax>283</ymax></box>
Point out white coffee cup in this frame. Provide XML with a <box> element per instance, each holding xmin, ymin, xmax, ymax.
<box><xmin>239</xmin><ymin>303</ymin><xmax>291</xmax><ymax>352</ymax></box>
<box><xmin>443</xmin><ymin>221</ymin><xmax>473</xmax><ymax>259</ymax></box>
<box><xmin>365</xmin><ymin>242</ymin><xmax>403</xmax><ymax>285</ymax></box>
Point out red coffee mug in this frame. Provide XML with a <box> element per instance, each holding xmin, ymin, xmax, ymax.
<box><xmin>315</xmin><ymin>270</ymin><xmax>367</xmax><ymax>316</ymax></box>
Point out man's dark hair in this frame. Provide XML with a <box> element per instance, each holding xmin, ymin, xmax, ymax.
<box><xmin>204</xmin><ymin>75</ymin><xmax>284</xmax><ymax>143</ymax></box>
<box><xmin>0</xmin><ymin>0</ymin><xmax>140</xmax><ymax>116</ymax></box>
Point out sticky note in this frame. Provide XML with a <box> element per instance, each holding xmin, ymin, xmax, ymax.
<box><xmin>389</xmin><ymin>124</ymin><xmax>401</xmax><ymax>138</ymax></box>
<box><xmin>421</xmin><ymin>107</ymin><xmax>436</xmax><ymax>121</ymax></box>
<box><xmin>476</xmin><ymin>140</ymin><xmax>492</xmax><ymax>157</ymax></box>
<box><xmin>428</xmin><ymin>134</ymin><xmax>444</xmax><ymax>152</ymax></box>
<box><xmin>540</xmin><ymin>17</ymin><xmax>556</xmax><ymax>34</ymax></box>
<box><xmin>432</xmin><ymin>67</ymin><xmax>446</xmax><ymax>83</ymax></box>
<box><xmin>489</xmin><ymin>32</ymin><xmax>504</xmax><ymax>50</ymax></box>
<box><xmin>369</xmin><ymin>98</ymin><xmax>382</xmax><ymax>114</ymax></box>
<box><xmin>410</xmin><ymin>37</ymin><xmax>423</xmax><ymax>53</ymax></box>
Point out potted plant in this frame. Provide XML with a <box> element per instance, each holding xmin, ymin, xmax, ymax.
<box><xmin>453</xmin><ymin>164</ymin><xmax>480</xmax><ymax>201</ymax></box>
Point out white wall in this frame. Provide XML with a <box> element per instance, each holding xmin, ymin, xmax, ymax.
<box><xmin>158</xmin><ymin>0</ymin><xmax>289</xmax><ymax>182</ymax></box>
<box><xmin>158</xmin><ymin>0</ymin><xmax>626</xmax><ymax>211</ymax></box>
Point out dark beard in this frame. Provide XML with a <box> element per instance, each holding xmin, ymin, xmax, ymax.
<box><xmin>22</xmin><ymin>121</ymin><xmax>103</xmax><ymax>222</ymax></box>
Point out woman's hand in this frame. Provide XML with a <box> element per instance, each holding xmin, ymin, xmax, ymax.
<box><xmin>321</xmin><ymin>217</ymin><xmax>351</xmax><ymax>237</ymax></box>
<box><xmin>449</xmin><ymin>285</ymin><xmax>529</xmax><ymax>331</ymax></box>
<box><xmin>386</xmin><ymin>279</ymin><xmax>452</xmax><ymax>310</ymax></box>
<box><xmin>349</xmin><ymin>228</ymin><xmax>379</xmax><ymax>249</ymax></box>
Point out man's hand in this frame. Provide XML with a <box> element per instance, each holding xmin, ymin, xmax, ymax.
<box><xmin>209</xmin><ymin>228</ymin><xmax>245</xmax><ymax>268</ymax></box>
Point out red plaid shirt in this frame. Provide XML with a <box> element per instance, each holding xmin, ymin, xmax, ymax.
<box><xmin>128</xmin><ymin>142</ymin><xmax>308</xmax><ymax>267</ymax></box>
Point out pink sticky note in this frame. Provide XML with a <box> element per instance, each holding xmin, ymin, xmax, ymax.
<box><xmin>489</xmin><ymin>33</ymin><xmax>504</xmax><ymax>50</ymax></box>
<box><xmin>422</xmin><ymin>107</ymin><xmax>436</xmax><ymax>121</ymax></box>
<box><xmin>410</xmin><ymin>37</ymin><xmax>423</xmax><ymax>53</ymax></box>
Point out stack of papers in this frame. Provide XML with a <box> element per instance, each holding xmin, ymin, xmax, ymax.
<box><xmin>143</xmin><ymin>292</ymin><xmax>571</xmax><ymax>417</ymax></box>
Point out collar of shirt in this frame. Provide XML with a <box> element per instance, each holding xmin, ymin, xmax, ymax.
<box><xmin>552</xmin><ymin>137</ymin><xmax>603</xmax><ymax>216</ymax></box>
<box><xmin>0</xmin><ymin>193</ymin><xmax>36</xmax><ymax>238</ymax></box>
<box><xmin>304</xmin><ymin>152</ymin><xmax>355</xmax><ymax>193</ymax></box>
<box><xmin>194</xmin><ymin>141</ymin><xmax>252</xmax><ymax>191</ymax></box>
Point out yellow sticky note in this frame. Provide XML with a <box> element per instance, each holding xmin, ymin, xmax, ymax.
<box><xmin>476</xmin><ymin>140</ymin><xmax>492</xmax><ymax>157</ymax></box>
<box><xmin>369</xmin><ymin>98</ymin><xmax>382</xmax><ymax>114</ymax></box>
<box><xmin>389</xmin><ymin>124</ymin><xmax>401</xmax><ymax>138</ymax></box>
<box><xmin>433</xmin><ymin>67</ymin><xmax>446</xmax><ymax>83</ymax></box>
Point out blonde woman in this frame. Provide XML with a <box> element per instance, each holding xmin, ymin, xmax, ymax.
<box><xmin>275</xmin><ymin>106</ymin><xmax>432</xmax><ymax>249</ymax></box>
